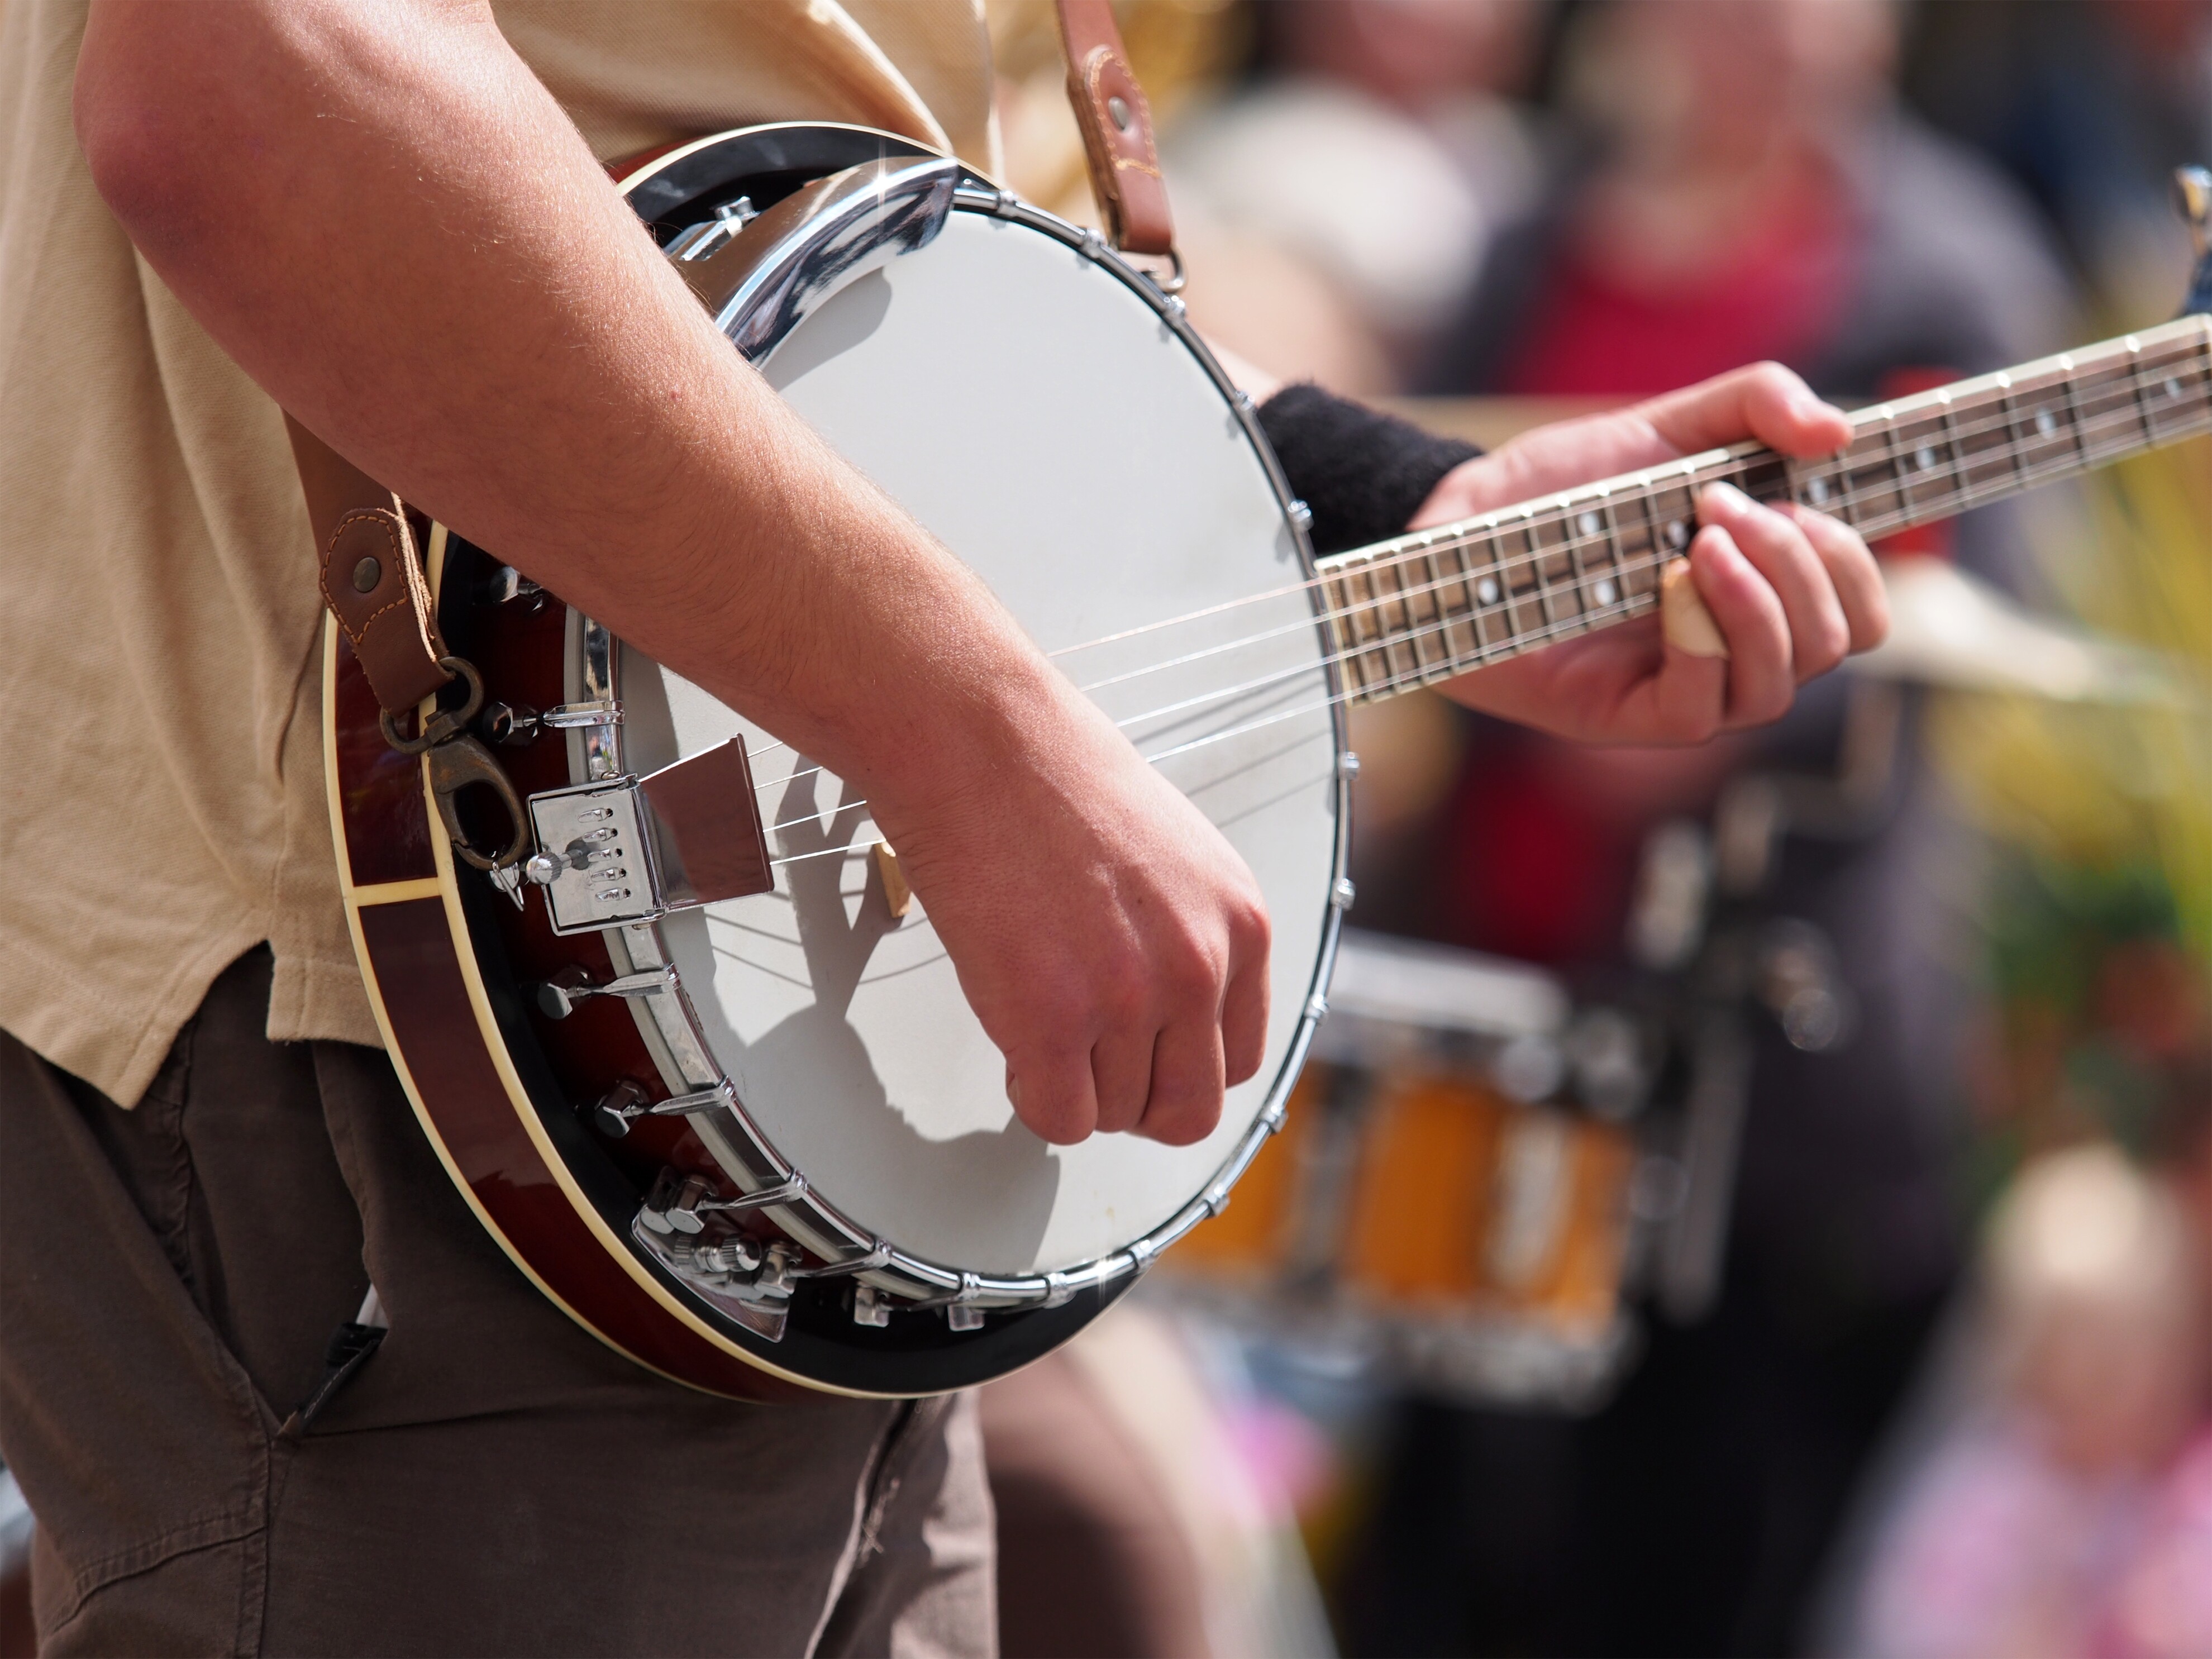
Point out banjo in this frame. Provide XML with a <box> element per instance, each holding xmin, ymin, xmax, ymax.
<box><xmin>308</xmin><ymin>57</ymin><xmax>2212</xmax><ymax>1397</ymax></box>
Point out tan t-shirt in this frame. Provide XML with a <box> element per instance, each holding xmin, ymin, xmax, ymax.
<box><xmin>0</xmin><ymin>0</ymin><xmax>998</xmax><ymax>1107</ymax></box>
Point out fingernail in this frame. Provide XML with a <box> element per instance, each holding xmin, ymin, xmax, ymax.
<box><xmin>1702</xmin><ymin>480</ymin><xmax>1751</xmax><ymax>514</ymax></box>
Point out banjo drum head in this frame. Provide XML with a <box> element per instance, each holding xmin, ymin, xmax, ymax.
<box><xmin>596</xmin><ymin>169</ymin><xmax>1343</xmax><ymax>1289</ymax></box>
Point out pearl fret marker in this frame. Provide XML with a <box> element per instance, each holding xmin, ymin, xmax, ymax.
<box><xmin>1477</xmin><ymin>576</ymin><xmax>1500</xmax><ymax>605</ymax></box>
<box><xmin>1577</xmin><ymin>511</ymin><xmax>1600</xmax><ymax>537</ymax></box>
<box><xmin>2035</xmin><ymin>408</ymin><xmax>2056</xmax><ymax>437</ymax></box>
<box><xmin>1916</xmin><ymin>445</ymin><xmax>1937</xmax><ymax>471</ymax></box>
<box><xmin>1593</xmin><ymin>578</ymin><xmax>1618</xmax><ymax>606</ymax></box>
<box><xmin>1666</xmin><ymin>521</ymin><xmax>1688</xmax><ymax>549</ymax></box>
<box><xmin>1807</xmin><ymin>475</ymin><xmax>1829</xmax><ymax>505</ymax></box>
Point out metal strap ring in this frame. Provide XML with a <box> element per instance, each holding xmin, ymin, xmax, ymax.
<box><xmin>379</xmin><ymin>656</ymin><xmax>486</xmax><ymax>754</ymax></box>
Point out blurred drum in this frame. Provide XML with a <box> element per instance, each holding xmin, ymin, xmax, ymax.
<box><xmin>1159</xmin><ymin>929</ymin><xmax>1653</xmax><ymax>1410</ymax></box>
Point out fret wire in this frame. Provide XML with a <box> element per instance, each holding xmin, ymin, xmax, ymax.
<box><xmin>1932</xmin><ymin>392</ymin><xmax>1959</xmax><ymax>508</ymax></box>
<box><xmin>1884</xmin><ymin>401</ymin><xmax>1912</xmax><ymax>517</ymax></box>
<box><xmin>1601</xmin><ymin>493</ymin><xmax>1629</xmax><ymax>613</ymax></box>
<box><xmin>2127</xmin><ymin>338</ymin><xmax>2157</xmax><ymax>446</ymax></box>
<box><xmin>1418</xmin><ymin>536</ymin><xmax>1455</xmax><ymax>675</ymax></box>
<box><xmin>2060</xmin><ymin>355</ymin><xmax>2092</xmax><ymax>470</ymax></box>
<box><xmin>2000</xmin><ymin>373</ymin><xmax>2029</xmax><ymax>489</ymax></box>
<box><xmin>1567</xmin><ymin>499</ymin><xmax>1598</xmax><ymax>632</ymax></box>
<box><xmin>1371</xmin><ymin>554</ymin><xmax>1411</xmax><ymax>686</ymax></box>
<box><xmin>1417</xmin><ymin>543</ymin><xmax>1450</xmax><ymax>679</ymax></box>
<box><xmin>1453</xmin><ymin>536</ymin><xmax>1484</xmax><ymax>666</ymax></box>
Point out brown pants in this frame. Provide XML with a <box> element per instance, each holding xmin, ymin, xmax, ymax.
<box><xmin>0</xmin><ymin>951</ymin><xmax>993</xmax><ymax>1657</ymax></box>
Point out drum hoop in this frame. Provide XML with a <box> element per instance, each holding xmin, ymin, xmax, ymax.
<box><xmin>560</xmin><ymin>128</ymin><xmax>1351</xmax><ymax>1315</ymax></box>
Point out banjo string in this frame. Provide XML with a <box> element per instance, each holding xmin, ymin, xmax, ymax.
<box><xmin>759</xmin><ymin>548</ymin><xmax>1681</xmax><ymax>830</ymax></box>
<box><xmin>760</xmin><ymin>569</ymin><xmax>1698</xmax><ymax>866</ymax></box>
<box><xmin>738</xmin><ymin>378</ymin><xmax>2207</xmax><ymax>797</ymax></box>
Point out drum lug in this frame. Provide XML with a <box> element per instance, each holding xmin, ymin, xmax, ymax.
<box><xmin>1331</xmin><ymin>877</ymin><xmax>1356</xmax><ymax>911</ymax></box>
<box><xmin>1288</xmin><ymin>499</ymin><xmax>1314</xmax><ymax>532</ymax></box>
<box><xmin>1337</xmin><ymin>750</ymin><xmax>1361</xmax><ymax>779</ymax></box>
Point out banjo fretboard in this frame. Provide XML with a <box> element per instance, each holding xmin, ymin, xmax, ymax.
<box><xmin>1315</xmin><ymin>315</ymin><xmax>2212</xmax><ymax>704</ymax></box>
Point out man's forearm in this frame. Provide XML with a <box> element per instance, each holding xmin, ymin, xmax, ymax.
<box><xmin>75</xmin><ymin>0</ymin><xmax>1056</xmax><ymax>807</ymax></box>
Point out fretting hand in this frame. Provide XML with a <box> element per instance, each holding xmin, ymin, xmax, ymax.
<box><xmin>1413</xmin><ymin>362</ymin><xmax>1890</xmax><ymax>743</ymax></box>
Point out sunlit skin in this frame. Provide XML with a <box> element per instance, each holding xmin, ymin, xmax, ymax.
<box><xmin>74</xmin><ymin>1</ymin><xmax>1883</xmax><ymax>1151</ymax></box>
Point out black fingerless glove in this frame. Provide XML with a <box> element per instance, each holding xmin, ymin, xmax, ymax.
<box><xmin>1256</xmin><ymin>383</ymin><xmax>1482</xmax><ymax>557</ymax></box>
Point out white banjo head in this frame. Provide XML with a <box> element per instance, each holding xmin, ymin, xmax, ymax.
<box><xmin>596</xmin><ymin>189</ymin><xmax>1342</xmax><ymax>1283</ymax></box>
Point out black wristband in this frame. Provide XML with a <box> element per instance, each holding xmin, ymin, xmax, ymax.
<box><xmin>1256</xmin><ymin>383</ymin><xmax>1481</xmax><ymax>557</ymax></box>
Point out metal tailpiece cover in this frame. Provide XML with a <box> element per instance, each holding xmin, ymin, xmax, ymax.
<box><xmin>637</xmin><ymin>739</ymin><xmax>774</xmax><ymax>905</ymax></box>
<box><xmin>1055</xmin><ymin>0</ymin><xmax>1175</xmax><ymax>259</ymax></box>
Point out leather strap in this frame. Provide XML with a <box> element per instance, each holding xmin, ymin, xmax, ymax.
<box><xmin>1055</xmin><ymin>0</ymin><xmax>1175</xmax><ymax>259</ymax></box>
<box><xmin>285</xmin><ymin>415</ymin><xmax>453</xmax><ymax>714</ymax></box>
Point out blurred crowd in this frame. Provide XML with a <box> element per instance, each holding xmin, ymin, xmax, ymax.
<box><xmin>981</xmin><ymin>1</ymin><xmax>2212</xmax><ymax>1656</ymax></box>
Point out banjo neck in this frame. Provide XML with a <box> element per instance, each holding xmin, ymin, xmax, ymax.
<box><xmin>1315</xmin><ymin>314</ymin><xmax>2212</xmax><ymax>705</ymax></box>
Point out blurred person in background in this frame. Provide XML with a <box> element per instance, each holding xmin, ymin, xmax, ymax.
<box><xmin>1336</xmin><ymin>1</ymin><xmax>2076</xmax><ymax>1653</ymax></box>
<box><xmin>1843</xmin><ymin>1128</ymin><xmax>2212</xmax><ymax>1659</ymax></box>
<box><xmin>1902</xmin><ymin>0</ymin><xmax>2212</xmax><ymax>328</ymax></box>
<box><xmin>1165</xmin><ymin>0</ymin><xmax>1550</xmax><ymax>391</ymax></box>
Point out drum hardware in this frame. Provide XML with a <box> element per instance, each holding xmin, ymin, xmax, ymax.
<box><xmin>1628</xmin><ymin>819</ymin><xmax>1713</xmax><ymax>972</ymax></box>
<box><xmin>1654</xmin><ymin>1012</ymin><xmax>1753</xmax><ymax>1324</ymax></box>
<box><xmin>1747</xmin><ymin>919</ymin><xmax>1855</xmax><ymax>1054</ymax></box>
